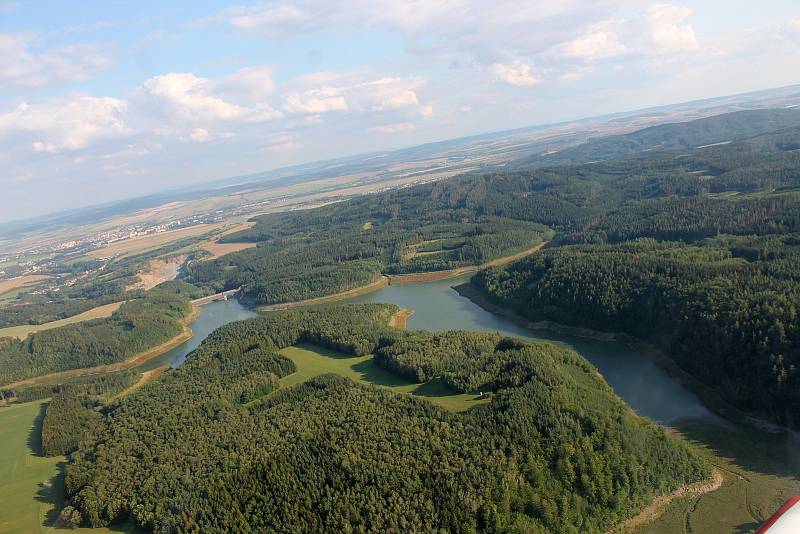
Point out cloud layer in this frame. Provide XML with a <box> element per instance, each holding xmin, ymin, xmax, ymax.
<box><xmin>1</xmin><ymin>0</ymin><xmax>799</xmax><ymax>222</ymax></box>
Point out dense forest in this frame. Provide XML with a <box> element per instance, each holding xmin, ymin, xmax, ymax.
<box><xmin>61</xmin><ymin>305</ymin><xmax>708</xmax><ymax>532</ymax></box>
<box><xmin>9</xmin><ymin>109</ymin><xmax>800</xmax><ymax>531</ymax></box>
<box><xmin>0</xmin><ymin>286</ymin><xmax>192</xmax><ymax>385</ymax></box>
<box><xmin>187</xmin><ymin>208</ymin><xmax>552</xmax><ymax>304</ymax></box>
<box><xmin>473</xmin><ymin>234</ymin><xmax>800</xmax><ymax>426</ymax></box>
<box><xmin>186</xmin><ymin>111</ymin><xmax>800</xmax><ymax>310</ymax></box>
<box><xmin>2</xmin><ymin>369</ymin><xmax>138</xmax><ymax>404</ymax></box>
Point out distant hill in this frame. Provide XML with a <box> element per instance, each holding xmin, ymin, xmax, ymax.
<box><xmin>532</xmin><ymin>109</ymin><xmax>800</xmax><ymax>164</ymax></box>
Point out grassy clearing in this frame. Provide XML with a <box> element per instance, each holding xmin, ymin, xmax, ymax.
<box><xmin>277</xmin><ymin>343</ymin><xmax>489</xmax><ymax>412</ymax></box>
<box><xmin>0</xmin><ymin>401</ymin><xmax>135</xmax><ymax>533</ymax></box>
<box><xmin>631</xmin><ymin>421</ymin><xmax>800</xmax><ymax>533</ymax></box>
<box><xmin>0</xmin><ymin>302</ymin><xmax>124</xmax><ymax>340</ymax></box>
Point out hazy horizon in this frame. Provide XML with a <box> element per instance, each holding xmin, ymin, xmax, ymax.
<box><xmin>1</xmin><ymin>0</ymin><xmax>799</xmax><ymax>222</ymax></box>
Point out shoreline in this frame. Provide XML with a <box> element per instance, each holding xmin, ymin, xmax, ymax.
<box><xmin>256</xmin><ymin>277</ymin><xmax>390</xmax><ymax>311</ymax></box>
<box><xmin>387</xmin><ymin>241</ymin><xmax>547</xmax><ymax>284</ymax></box>
<box><xmin>256</xmin><ymin>241</ymin><xmax>549</xmax><ymax>310</ymax></box>
<box><xmin>609</xmin><ymin>469</ymin><xmax>724</xmax><ymax>533</ymax></box>
<box><xmin>388</xmin><ymin>308</ymin><xmax>413</xmax><ymax>330</ymax></box>
<box><xmin>453</xmin><ymin>283</ymin><xmax>800</xmax><ymax>437</ymax></box>
<box><xmin>1</xmin><ymin>305</ymin><xmax>201</xmax><ymax>391</ymax></box>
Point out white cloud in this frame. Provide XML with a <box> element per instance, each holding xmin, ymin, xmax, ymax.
<box><xmin>349</xmin><ymin>77</ymin><xmax>421</xmax><ymax>111</ymax></box>
<box><xmin>141</xmin><ymin>72</ymin><xmax>245</xmax><ymax>122</ymax></box>
<box><xmin>0</xmin><ymin>32</ymin><xmax>111</xmax><ymax>88</ymax></box>
<box><xmin>214</xmin><ymin>66</ymin><xmax>277</xmax><ymax>101</ymax></box>
<box><xmin>284</xmin><ymin>76</ymin><xmax>425</xmax><ymax>115</ymax></box>
<box><xmin>788</xmin><ymin>18</ymin><xmax>800</xmax><ymax>30</ymax></box>
<box><xmin>0</xmin><ymin>97</ymin><xmax>127</xmax><ymax>153</ymax></box>
<box><xmin>644</xmin><ymin>4</ymin><xmax>698</xmax><ymax>53</ymax></box>
<box><xmin>562</xmin><ymin>30</ymin><xmax>627</xmax><ymax>60</ymax></box>
<box><xmin>284</xmin><ymin>86</ymin><xmax>348</xmax><ymax>113</ymax></box>
<box><xmin>492</xmin><ymin>62</ymin><xmax>541</xmax><ymax>86</ymax></box>
<box><xmin>420</xmin><ymin>104</ymin><xmax>434</xmax><ymax>117</ymax></box>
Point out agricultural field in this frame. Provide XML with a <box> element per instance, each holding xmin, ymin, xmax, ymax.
<box><xmin>0</xmin><ymin>400</ymin><xmax>136</xmax><ymax>534</ymax></box>
<box><xmin>199</xmin><ymin>221</ymin><xmax>257</xmax><ymax>259</ymax></box>
<box><xmin>0</xmin><ymin>275</ymin><xmax>50</xmax><ymax>296</ymax></box>
<box><xmin>0</xmin><ymin>302</ymin><xmax>124</xmax><ymax>340</ymax></box>
<box><xmin>277</xmin><ymin>344</ymin><xmax>489</xmax><ymax>412</ymax></box>
<box><xmin>88</xmin><ymin>224</ymin><xmax>224</xmax><ymax>259</ymax></box>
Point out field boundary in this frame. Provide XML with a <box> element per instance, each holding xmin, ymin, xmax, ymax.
<box><xmin>1</xmin><ymin>305</ymin><xmax>201</xmax><ymax>391</ymax></box>
<box><xmin>0</xmin><ymin>301</ymin><xmax>125</xmax><ymax>340</ymax></box>
<box><xmin>608</xmin><ymin>469</ymin><xmax>724</xmax><ymax>533</ymax></box>
<box><xmin>387</xmin><ymin>241</ymin><xmax>547</xmax><ymax>284</ymax></box>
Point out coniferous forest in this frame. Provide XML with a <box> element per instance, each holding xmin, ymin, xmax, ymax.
<box><xmin>5</xmin><ymin>109</ymin><xmax>800</xmax><ymax>532</ymax></box>
<box><xmin>61</xmin><ymin>305</ymin><xmax>708</xmax><ymax>533</ymax></box>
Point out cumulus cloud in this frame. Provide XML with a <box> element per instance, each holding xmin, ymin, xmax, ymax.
<box><xmin>284</xmin><ymin>86</ymin><xmax>348</xmax><ymax>113</ymax></box>
<box><xmin>0</xmin><ymin>97</ymin><xmax>127</xmax><ymax>153</ymax></box>
<box><xmin>492</xmin><ymin>62</ymin><xmax>540</xmax><ymax>86</ymax></box>
<box><xmin>284</xmin><ymin>75</ymin><xmax>425</xmax><ymax>115</ymax></box>
<box><xmin>0</xmin><ymin>32</ymin><xmax>112</xmax><ymax>88</ymax></box>
<box><xmin>561</xmin><ymin>29</ymin><xmax>627</xmax><ymax>60</ymax></box>
<box><xmin>140</xmin><ymin>72</ymin><xmax>246</xmax><ymax>122</ymax></box>
<box><xmin>214</xmin><ymin>66</ymin><xmax>277</xmax><ymax>101</ymax></box>
<box><xmin>644</xmin><ymin>4</ymin><xmax>698</xmax><ymax>53</ymax></box>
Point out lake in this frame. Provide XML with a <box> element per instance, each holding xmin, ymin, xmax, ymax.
<box><xmin>146</xmin><ymin>278</ymin><xmax>714</xmax><ymax>424</ymax></box>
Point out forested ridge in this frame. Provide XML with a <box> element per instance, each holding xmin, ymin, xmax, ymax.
<box><xmin>186</xmin><ymin>111</ymin><xmax>800</xmax><ymax>309</ymax></box>
<box><xmin>8</xmin><ymin>109</ymin><xmax>800</xmax><ymax>531</ymax></box>
<box><xmin>60</xmin><ymin>305</ymin><xmax>708</xmax><ymax>532</ymax></box>
<box><xmin>0</xmin><ymin>286</ymin><xmax>192</xmax><ymax>385</ymax></box>
<box><xmin>473</xmin><ymin>234</ymin><xmax>800</xmax><ymax>426</ymax></box>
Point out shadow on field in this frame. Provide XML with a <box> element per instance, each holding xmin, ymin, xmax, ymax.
<box><xmin>678</xmin><ymin>421</ymin><xmax>800</xmax><ymax>481</ymax></box>
<box><xmin>350</xmin><ymin>359</ymin><xmax>410</xmax><ymax>388</ymax></box>
<box><xmin>35</xmin><ymin>460</ymin><xmax>66</xmax><ymax>527</ymax></box>
<box><xmin>26</xmin><ymin>401</ymin><xmax>47</xmax><ymax>457</ymax></box>
<box><xmin>733</xmin><ymin>520</ymin><xmax>761</xmax><ymax>533</ymax></box>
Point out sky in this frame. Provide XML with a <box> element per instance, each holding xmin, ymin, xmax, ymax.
<box><xmin>0</xmin><ymin>1</ymin><xmax>799</xmax><ymax>223</ymax></box>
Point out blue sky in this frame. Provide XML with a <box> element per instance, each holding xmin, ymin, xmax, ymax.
<box><xmin>1</xmin><ymin>0</ymin><xmax>799</xmax><ymax>222</ymax></box>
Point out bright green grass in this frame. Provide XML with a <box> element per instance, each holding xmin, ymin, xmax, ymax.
<box><xmin>277</xmin><ymin>343</ymin><xmax>489</xmax><ymax>412</ymax></box>
<box><xmin>0</xmin><ymin>401</ymin><xmax>137</xmax><ymax>534</ymax></box>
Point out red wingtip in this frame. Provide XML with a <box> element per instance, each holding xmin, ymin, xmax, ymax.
<box><xmin>756</xmin><ymin>496</ymin><xmax>800</xmax><ymax>534</ymax></box>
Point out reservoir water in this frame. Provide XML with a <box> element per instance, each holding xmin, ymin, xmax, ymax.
<box><xmin>147</xmin><ymin>277</ymin><xmax>713</xmax><ymax>424</ymax></box>
<box><xmin>137</xmin><ymin>298</ymin><xmax>257</xmax><ymax>371</ymax></box>
<box><xmin>344</xmin><ymin>276</ymin><xmax>714</xmax><ymax>425</ymax></box>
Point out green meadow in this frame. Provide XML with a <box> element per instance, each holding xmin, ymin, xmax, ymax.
<box><xmin>277</xmin><ymin>343</ymin><xmax>490</xmax><ymax>412</ymax></box>
<box><xmin>0</xmin><ymin>401</ymin><xmax>136</xmax><ymax>534</ymax></box>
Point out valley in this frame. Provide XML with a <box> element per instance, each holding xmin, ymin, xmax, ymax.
<box><xmin>2</xmin><ymin>103</ymin><xmax>800</xmax><ymax>533</ymax></box>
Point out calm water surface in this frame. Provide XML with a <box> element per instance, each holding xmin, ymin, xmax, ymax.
<box><xmin>136</xmin><ymin>299</ymin><xmax>257</xmax><ymax>371</ymax></box>
<box><xmin>343</xmin><ymin>275</ymin><xmax>714</xmax><ymax>424</ymax></box>
<box><xmin>143</xmin><ymin>280</ymin><xmax>713</xmax><ymax>424</ymax></box>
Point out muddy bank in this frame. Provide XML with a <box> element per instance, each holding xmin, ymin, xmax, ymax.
<box><xmin>257</xmin><ymin>277</ymin><xmax>390</xmax><ymax>311</ymax></box>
